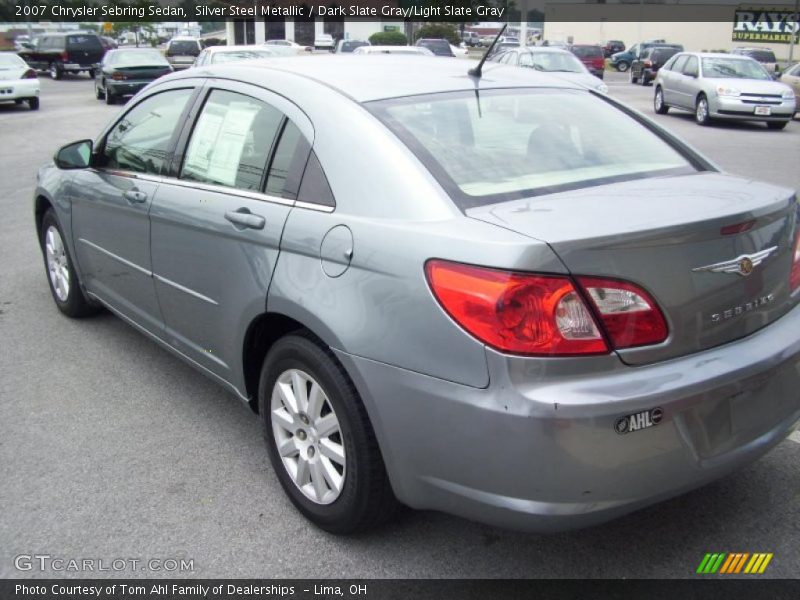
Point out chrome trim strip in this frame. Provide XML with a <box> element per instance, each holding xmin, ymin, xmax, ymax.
<box><xmin>153</xmin><ymin>273</ymin><xmax>219</xmax><ymax>306</ymax></box>
<box><xmin>295</xmin><ymin>200</ymin><xmax>335</xmax><ymax>213</ymax></box>
<box><xmin>94</xmin><ymin>170</ymin><xmax>334</xmax><ymax>212</ymax></box>
<box><xmin>78</xmin><ymin>238</ymin><xmax>152</xmax><ymax>277</ymax></box>
<box><xmin>86</xmin><ymin>292</ymin><xmax>249</xmax><ymax>403</ymax></box>
<box><xmin>158</xmin><ymin>177</ymin><xmax>295</xmax><ymax>207</ymax></box>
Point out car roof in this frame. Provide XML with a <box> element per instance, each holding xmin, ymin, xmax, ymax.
<box><xmin>180</xmin><ymin>55</ymin><xmax>582</xmax><ymax>103</ymax></box>
<box><xmin>520</xmin><ymin>47</ymin><xmax>572</xmax><ymax>54</ymax></box>
<box><xmin>206</xmin><ymin>45</ymin><xmax>275</xmax><ymax>53</ymax></box>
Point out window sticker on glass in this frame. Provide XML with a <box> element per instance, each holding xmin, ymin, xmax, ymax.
<box><xmin>184</xmin><ymin>101</ymin><xmax>259</xmax><ymax>187</ymax></box>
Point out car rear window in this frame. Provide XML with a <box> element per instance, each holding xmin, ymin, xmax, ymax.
<box><xmin>571</xmin><ymin>45</ymin><xmax>603</xmax><ymax>58</ymax></box>
<box><xmin>368</xmin><ymin>89</ymin><xmax>695</xmax><ymax>209</ymax></box>
<box><xmin>340</xmin><ymin>41</ymin><xmax>368</xmax><ymax>52</ymax></box>
<box><xmin>169</xmin><ymin>40</ymin><xmax>201</xmax><ymax>56</ymax></box>
<box><xmin>67</xmin><ymin>35</ymin><xmax>102</xmax><ymax>50</ymax></box>
<box><xmin>418</xmin><ymin>40</ymin><xmax>451</xmax><ymax>56</ymax></box>
<box><xmin>747</xmin><ymin>50</ymin><xmax>777</xmax><ymax>63</ymax></box>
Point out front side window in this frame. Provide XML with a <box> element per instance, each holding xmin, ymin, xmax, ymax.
<box><xmin>369</xmin><ymin>89</ymin><xmax>695</xmax><ymax>209</ymax></box>
<box><xmin>182</xmin><ymin>90</ymin><xmax>283</xmax><ymax>191</ymax></box>
<box><xmin>671</xmin><ymin>55</ymin><xmax>688</xmax><ymax>73</ymax></box>
<box><xmin>102</xmin><ymin>89</ymin><xmax>193</xmax><ymax>175</ymax></box>
<box><xmin>682</xmin><ymin>56</ymin><xmax>698</xmax><ymax>76</ymax></box>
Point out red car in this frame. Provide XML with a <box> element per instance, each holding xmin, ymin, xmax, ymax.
<box><xmin>569</xmin><ymin>44</ymin><xmax>605</xmax><ymax>79</ymax></box>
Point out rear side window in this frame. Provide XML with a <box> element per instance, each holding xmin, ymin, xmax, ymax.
<box><xmin>67</xmin><ymin>35</ymin><xmax>101</xmax><ymax>50</ymax></box>
<box><xmin>265</xmin><ymin>121</ymin><xmax>310</xmax><ymax>199</ymax></box>
<box><xmin>297</xmin><ymin>152</ymin><xmax>335</xmax><ymax>208</ymax></box>
<box><xmin>369</xmin><ymin>89</ymin><xmax>695</xmax><ymax>209</ymax></box>
<box><xmin>102</xmin><ymin>89</ymin><xmax>193</xmax><ymax>175</ymax></box>
<box><xmin>181</xmin><ymin>90</ymin><xmax>283</xmax><ymax>191</ymax></box>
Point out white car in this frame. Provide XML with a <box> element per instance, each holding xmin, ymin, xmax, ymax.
<box><xmin>263</xmin><ymin>40</ymin><xmax>312</xmax><ymax>54</ymax></box>
<box><xmin>193</xmin><ymin>45</ymin><xmax>285</xmax><ymax>67</ymax></box>
<box><xmin>451</xmin><ymin>44</ymin><xmax>469</xmax><ymax>58</ymax></box>
<box><xmin>314</xmin><ymin>34</ymin><xmax>335</xmax><ymax>52</ymax></box>
<box><xmin>352</xmin><ymin>45</ymin><xmax>434</xmax><ymax>56</ymax></box>
<box><xmin>0</xmin><ymin>52</ymin><xmax>40</xmax><ymax>110</ymax></box>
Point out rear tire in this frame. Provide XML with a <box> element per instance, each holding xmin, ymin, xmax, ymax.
<box><xmin>95</xmin><ymin>79</ymin><xmax>105</xmax><ymax>99</ymax></box>
<box><xmin>40</xmin><ymin>209</ymin><xmax>100</xmax><ymax>318</ymax></box>
<box><xmin>258</xmin><ymin>333</ymin><xmax>400</xmax><ymax>534</ymax></box>
<box><xmin>766</xmin><ymin>121</ymin><xmax>788</xmax><ymax>130</ymax></box>
<box><xmin>654</xmin><ymin>87</ymin><xmax>669</xmax><ymax>114</ymax></box>
<box><xmin>695</xmin><ymin>94</ymin><xmax>711</xmax><ymax>126</ymax></box>
<box><xmin>617</xmin><ymin>61</ymin><xmax>630</xmax><ymax>72</ymax></box>
<box><xmin>105</xmin><ymin>89</ymin><xmax>115</xmax><ymax>105</ymax></box>
<box><xmin>28</xmin><ymin>97</ymin><xmax>39</xmax><ymax>110</ymax></box>
<box><xmin>630</xmin><ymin>69</ymin><xmax>638</xmax><ymax>84</ymax></box>
<box><xmin>49</xmin><ymin>62</ymin><xmax>62</xmax><ymax>80</ymax></box>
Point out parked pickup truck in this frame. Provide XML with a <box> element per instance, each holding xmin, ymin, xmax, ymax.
<box><xmin>18</xmin><ymin>32</ymin><xmax>105</xmax><ymax>79</ymax></box>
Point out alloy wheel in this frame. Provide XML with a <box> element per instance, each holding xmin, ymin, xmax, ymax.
<box><xmin>696</xmin><ymin>97</ymin><xmax>709</xmax><ymax>124</ymax></box>
<box><xmin>44</xmin><ymin>225</ymin><xmax>70</xmax><ymax>302</ymax></box>
<box><xmin>270</xmin><ymin>368</ymin><xmax>346</xmax><ymax>505</ymax></box>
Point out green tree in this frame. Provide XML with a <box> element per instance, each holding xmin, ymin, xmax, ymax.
<box><xmin>414</xmin><ymin>23</ymin><xmax>460</xmax><ymax>45</ymax></box>
<box><xmin>368</xmin><ymin>31</ymin><xmax>408</xmax><ymax>46</ymax></box>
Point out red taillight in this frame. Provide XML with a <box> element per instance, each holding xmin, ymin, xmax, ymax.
<box><xmin>112</xmin><ymin>72</ymin><xmax>126</xmax><ymax>80</ymax></box>
<box><xmin>60</xmin><ymin>51</ymin><xmax>69</xmax><ymax>62</ymax></box>
<box><xmin>790</xmin><ymin>229</ymin><xmax>800</xmax><ymax>293</ymax></box>
<box><xmin>644</xmin><ymin>60</ymin><xmax>653</xmax><ymax>67</ymax></box>
<box><xmin>577</xmin><ymin>277</ymin><xmax>668</xmax><ymax>349</ymax></box>
<box><xmin>425</xmin><ymin>260</ymin><xmax>608</xmax><ymax>356</ymax></box>
<box><xmin>23</xmin><ymin>68</ymin><xmax>37</xmax><ymax>79</ymax></box>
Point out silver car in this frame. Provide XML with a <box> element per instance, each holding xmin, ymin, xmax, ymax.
<box><xmin>653</xmin><ymin>52</ymin><xmax>796</xmax><ymax>129</ymax></box>
<box><xmin>491</xmin><ymin>46</ymin><xmax>608</xmax><ymax>93</ymax></box>
<box><xmin>35</xmin><ymin>56</ymin><xmax>800</xmax><ymax>533</ymax></box>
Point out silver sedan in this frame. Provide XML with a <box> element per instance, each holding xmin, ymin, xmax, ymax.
<box><xmin>653</xmin><ymin>52</ymin><xmax>796</xmax><ymax>129</ymax></box>
<box><xmin>34</xmin><ymin>56</ymin><xmax>800</xmax><ymax>533</ymax></box>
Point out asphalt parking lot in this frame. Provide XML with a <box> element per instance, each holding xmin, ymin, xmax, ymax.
<box><xmin>1</xmin><ymin>70</ymin><xmax>799</xmax><ymax>580</ymax></box>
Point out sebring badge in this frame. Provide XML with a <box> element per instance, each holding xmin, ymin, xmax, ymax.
<box><xmin>692</xmin><ymin>246</ymin><xmax>778</xmax><ymax>277</ymax></box>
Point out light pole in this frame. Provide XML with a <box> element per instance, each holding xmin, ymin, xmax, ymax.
<box><xmin>789</xmin><ymin>0</ymin><xmax>799</xmax><ymax>64</ymax></box>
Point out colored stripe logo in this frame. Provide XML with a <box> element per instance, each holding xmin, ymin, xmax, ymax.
<box><xmin>696</xmin><ymin>553</ymin><xmax>773</xmax><ymax>574</ymax></box>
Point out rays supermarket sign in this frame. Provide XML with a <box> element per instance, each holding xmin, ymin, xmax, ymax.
<box><xmin>733</xmin><ymin>8</ymin><xmax>800</xmax><ymax>44</ymax></box>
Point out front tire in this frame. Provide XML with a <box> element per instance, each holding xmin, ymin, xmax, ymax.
<box><xmin>695</xmin><ymin>94</ymin><xmax>711</xmax><ymax>126</ymax></box>
<box><xmin>654</xmin><ymin>87</ymin><xmax>669</xmax><ymax>114</ymax></box>
<box><xmin>28</xmin><ymin>97</ymin><xmax>39</xmax><ymax>110</ymax></box>
<box><xmin>617</xmin><ymin>61</ymin><xmax>630</xmax><ymax>72</ymax></box>
<box><xmin>105</xmin><ymin>88</ymin><xmax>115</xmax><ymax>105</ymax></box>
<box><xmin>258</xmin><ymin>334</ymin><xmax>399</xmax><ymax>534</ymax></box>
<box><xmin>95</xmin><ymin>79</ymin><xmax>105</xmax><ymax>99</ymax></box>
<box><xmin>40</xmin><ymin>209</ymin><xmax>99</xmax><ymax>318</ymax></box>
<box><xmin>629</xmin><ymin>69</ymin><xmax>638</xmax><ymax>84</ymax></box>
<box><xmin>766</xmin><ymin>121</ymin><xmax>788</xmax><ymax>130</ymax></box>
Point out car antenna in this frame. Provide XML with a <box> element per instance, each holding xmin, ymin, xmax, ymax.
<box><xmin>468</xmin><ymin>24</ymin><xmax>507</xmax><ymax>79</ymax></box>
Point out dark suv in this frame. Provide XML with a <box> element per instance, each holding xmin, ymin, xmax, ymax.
<box><xmin>569</xmin><ymin>44</ymin><xmax>605</xmax><ymax>79</ymax></box>
<box><xmin>602</xmin><ymin>40</ymin><xmax>625</xmax><ymax>58</ymax></box>
<box><xmin>18</xmin><ymin>33</ymin><xmax>104</xmax><ymax>80</ymax></box>
<box><xmin>415</xmin><ymin>39</ymin><xmax>455</xmax><ymax>57</ymax></box>
<box><xmin>630</xmin><ymin>46</ymin><xmax>681</xmax><ymax>85</ymax></box>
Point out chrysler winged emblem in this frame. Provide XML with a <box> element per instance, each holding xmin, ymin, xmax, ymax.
<box><xmin>692</xmin><ymin>247</ymin><xmax>778</xmax><ymax>277</ymax></box>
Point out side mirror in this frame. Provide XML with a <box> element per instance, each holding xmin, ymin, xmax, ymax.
<box><xmin>54</xmin><ymin>139</ymin><xmax>93</xmax><ymax>170</ymax></box>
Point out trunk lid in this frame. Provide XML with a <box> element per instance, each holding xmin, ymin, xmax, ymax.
<box><xmin>115</xmin><ymin>65</ymin><xmax>172</xmax><ymax>80</ymax></box>
<box><xmin>467</xmin><ymin>172</ymin><xmax>799</xmax><ymax>365</ymax></box>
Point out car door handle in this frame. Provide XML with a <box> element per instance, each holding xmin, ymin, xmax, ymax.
<box><xmin>123</xmin><ymin>190</ymin><xmax>147</xmax><ymax>204</ymax></box>
<box><xmin>225</xmin><ymin>208</ymin><xmax>265</xmax><ymax>230</ymax></box>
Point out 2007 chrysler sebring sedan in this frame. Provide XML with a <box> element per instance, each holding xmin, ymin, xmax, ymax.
<box><xmin>35</xmin><ymin>56</ymin><xmax>800</xmax><ymax>533</ymax></box>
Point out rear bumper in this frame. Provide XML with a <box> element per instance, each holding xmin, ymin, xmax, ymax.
<box><xmin>0</xmin><ymin>79</ymin><xmax>40</xmax><ymax>101</ymax></box>
<box><xmin>107</xmin><ymin>81</ymin><xmax>150</xmax><ymax>96</ymax></box>
<box><xmin>337</xmin><ymin>301</ymin><xmax>800</xmax><ymax>532</ymax></box>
